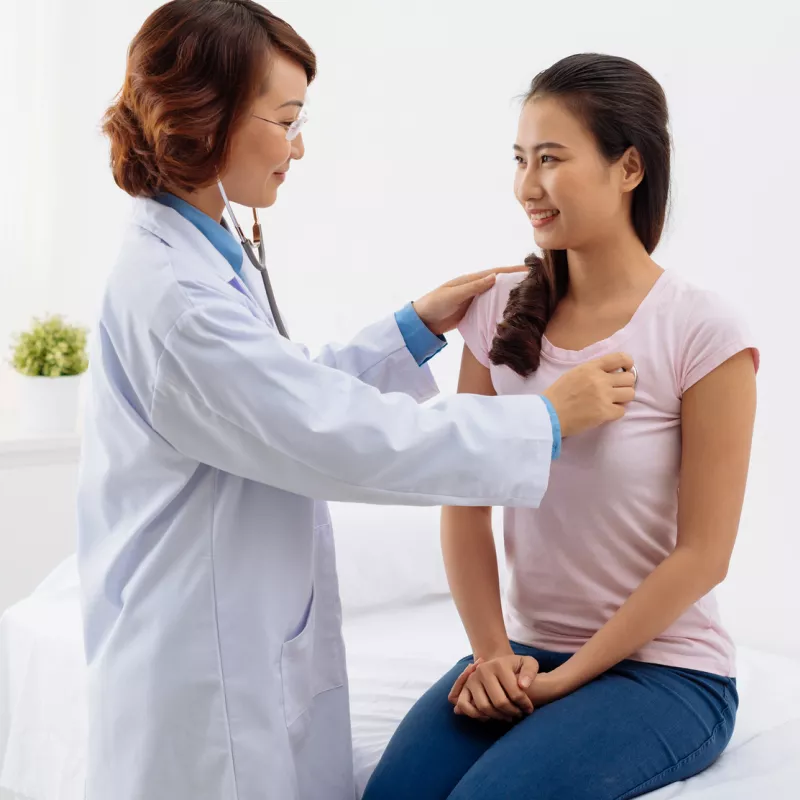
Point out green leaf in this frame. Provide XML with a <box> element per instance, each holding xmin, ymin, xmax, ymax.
<box><xmin>10</xmin><ymin>315</ymin><xmax>89</xmax><ymax>377</ymax></box>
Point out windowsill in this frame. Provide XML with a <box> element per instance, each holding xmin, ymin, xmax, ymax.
<box><xmin>0</xmin><ymin>432</ymin><xmax>81</xmax><ymax>468</ymax></box>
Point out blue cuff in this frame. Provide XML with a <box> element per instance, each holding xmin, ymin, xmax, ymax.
<box><xmin>539</xmin><ymin>395</ymin><xmax>562</xmax><ymax>460</ymax></box>
<box><xmin>394</xmin><ymin>302</ymin><xmax>447</xmax><ymax>366</ymax></box>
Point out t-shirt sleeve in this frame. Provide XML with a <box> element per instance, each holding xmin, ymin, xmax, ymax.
<box><xmin>458</xmin><ymin>285</ymin><xmax>495</xmax><ymax>367</ymax></box>
<box><xmin>679</xmin><ymin>290</ymin><xmax>760</xmax><ymax>393</ymax></box>
<box><xmin>458</xmin><ymin>273</ymin><xmax>522</xmax><ymax>368</ymax></box>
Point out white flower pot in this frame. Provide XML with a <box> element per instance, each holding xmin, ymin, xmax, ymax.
<box><xmin>13</xmin><ymin>372</ymin><xmax>84</xmax><ymax>437</ymax></box>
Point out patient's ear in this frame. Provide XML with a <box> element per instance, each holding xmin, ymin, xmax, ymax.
<box><xmin>619</xmin><ymin>146</ymin><xmax>644</xmax><ymax>193</ymax></box>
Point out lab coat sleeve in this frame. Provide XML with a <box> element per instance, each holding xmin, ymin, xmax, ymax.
<box><xmin>150</xmin><ymin>299</ymin><xmax>553</xmax><ymax>506</ymax></box>
<box><xmin>312</xmin><ymin>315</ymin><xmax>439</xmax><ymax>403</ymax></box>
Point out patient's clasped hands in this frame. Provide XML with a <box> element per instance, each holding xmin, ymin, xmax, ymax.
<box><xmin>448</xmin><ymin>654</ymin><xmax>569</xmax><ymax>723</ymax></box>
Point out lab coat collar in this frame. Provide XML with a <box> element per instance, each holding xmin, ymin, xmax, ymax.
<box><xmin>132</xmin><ymin>196</ymin><xmax>240</xmax><ymax>287</ymax></box>
<box><xmin>131</xmin><ymin>196</ymin><xmax>276</xmax><ymax>324</ymax></box>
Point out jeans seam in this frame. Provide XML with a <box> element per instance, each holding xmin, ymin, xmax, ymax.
<box><xmin>614</xmin><ymin>694</ymin><xmax>732</xmax><ymax>800</ymax></box>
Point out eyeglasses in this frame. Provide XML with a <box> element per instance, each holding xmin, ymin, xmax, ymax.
<box><xmin>251</xmin><ymin>107</ymin><xmax>308</xmax><ymax>141</ymax></box>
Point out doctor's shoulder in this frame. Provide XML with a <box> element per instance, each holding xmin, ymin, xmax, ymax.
<box><xmin>104</xmin><ymin>229</ymin><xmax>234</xmax><ymax>334</ymax></box>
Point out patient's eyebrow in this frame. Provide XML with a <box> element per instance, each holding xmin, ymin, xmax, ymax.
<box><xmin>513</xmin><ymin>142</ymin><xmax>568</xmax><ymax>153</ymax></box>
<box><xmin>277</xmin><ymin>99</ymin><xmax>304</xmax><ymax>109</ymax></box>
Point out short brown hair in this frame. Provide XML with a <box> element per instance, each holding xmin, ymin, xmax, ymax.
<box><xmin>103</xmin><ymin>0</ymin><xmax>316</xmax><ymax>197</ymax></box>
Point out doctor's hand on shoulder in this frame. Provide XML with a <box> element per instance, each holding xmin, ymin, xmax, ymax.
<box><xmin>412</xmin><ymin>266</ymin><xmax>528</xmax><ymax>336</ymax></box>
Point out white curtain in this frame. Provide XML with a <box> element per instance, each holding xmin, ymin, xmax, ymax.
<box><xmin>0</xmin><ymin>0</ymin><xmax>167</xmax><ymax>360</ymax></box>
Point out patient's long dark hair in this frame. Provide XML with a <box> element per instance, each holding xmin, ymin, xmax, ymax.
<box><xmin>489</xmin><ymin>54</ymin><xmax>671</xmax><ymax>377</ymax></box>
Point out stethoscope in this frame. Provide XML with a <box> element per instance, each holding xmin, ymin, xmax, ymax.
<box><xmin>217</xmin><ymin>179</ymin><xmax>289</xmax><ymax>339</ymax></box>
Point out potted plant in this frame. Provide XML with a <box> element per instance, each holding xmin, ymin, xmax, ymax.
<box><xmin>9</xmin><ymin>315</ymin><xmax>89</xmax><ymax>436</ymax></box>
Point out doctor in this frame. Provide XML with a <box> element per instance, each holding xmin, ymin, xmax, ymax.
<box><xmin>77</xmin><ymin>2</ymin><xmax>636</xmax><ymax>799</ymax></box>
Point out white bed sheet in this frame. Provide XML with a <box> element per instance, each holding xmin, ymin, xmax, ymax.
<box><xmin>1</xmin><ymin>557</ymin><xmax>799</xmax><ymax>800</ymax></box>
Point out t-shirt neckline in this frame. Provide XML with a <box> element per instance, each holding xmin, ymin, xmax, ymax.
<box><xmin>541</xmin><ymin>269</ymin><xmax>671</xmax><ymax>364</ymax></box>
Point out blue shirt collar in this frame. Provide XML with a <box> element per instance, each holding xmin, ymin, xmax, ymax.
<box><xmin>154</xmin><ymin>193</ymin><xmax>244</xmax><ymax>277</ymax></box>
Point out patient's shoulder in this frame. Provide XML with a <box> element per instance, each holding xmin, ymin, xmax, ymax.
<box><xmin>458</xmin><ymin>271</ymin><xmax>526</xmax><ymax>366</ymax></box>
<box><xmin>494</xmin><ymin>269</ymin><xmax>527</xmax><ymax>297</ymax></box>
<box><xmin>480</xmin><ymin>271</ymin><xmax>526</xmax><ymax>324</ymax></box>
<box><xmin>658</xmin><ymin>272</ymin><xmax>759</xmax><ymax>392</ymax></box>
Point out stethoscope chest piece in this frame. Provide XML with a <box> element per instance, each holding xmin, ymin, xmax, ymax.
<box><xmin>616</xmin><ymin>364</ymin><xmax>639</xmax><ymax>390</ymax></box>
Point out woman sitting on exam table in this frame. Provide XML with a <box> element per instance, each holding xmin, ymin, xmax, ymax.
<box><xmin>364</xmin><ymin>54</ymin><xmax>759</xmax><ymax>800</ymax></box>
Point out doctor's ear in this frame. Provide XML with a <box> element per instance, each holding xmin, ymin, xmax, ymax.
<box><xmin>619</xmin><ymin>146</ymin><xmax>645</xmax><ymax>193</ymax></box>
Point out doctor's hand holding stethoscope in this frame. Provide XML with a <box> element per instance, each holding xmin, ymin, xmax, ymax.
<box><xmin>77</xmin><ymin>3</ymin><xmax>637</xmax><ymax>800</ymax></box>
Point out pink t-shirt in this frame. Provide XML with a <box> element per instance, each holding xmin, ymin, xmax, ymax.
<box><xmin>459</xmin><ymin>270</ymin><xmax>759</xmax><ymax>676</ymax></box>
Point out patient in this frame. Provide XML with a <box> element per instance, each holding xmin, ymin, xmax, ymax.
<box><xmin>362</xmin><ymin>54</ymin><xmax>759</xmax><ymax>800</ymax></box>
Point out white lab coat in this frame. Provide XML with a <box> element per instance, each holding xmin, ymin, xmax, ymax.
<box><xmin>76</xmin><ymin>198</ymin><xmax>555</xmax><ymax>800</ymax></box>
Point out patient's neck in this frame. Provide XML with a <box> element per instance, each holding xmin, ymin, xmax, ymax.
<box><xmin>565</xmin><ymin>227</ymin><xmax>662</xmax><ymax>308</ymax></box>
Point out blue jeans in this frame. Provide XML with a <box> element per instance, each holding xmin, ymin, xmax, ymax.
<box><xmin>362</xmin><ymin>642</ymin><xmax>738</xmax><ymax>800</ymax></box>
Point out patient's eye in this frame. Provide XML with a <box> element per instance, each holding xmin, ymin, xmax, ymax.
<box><xmin>514</xmin><ymin>155</ymin><xmax>526</xmax><ymax>166</ymax></box>
<box><xmin>541</xmin><ymin>154</ymin><xmax>559</xmax><ymax>164</ymax></box>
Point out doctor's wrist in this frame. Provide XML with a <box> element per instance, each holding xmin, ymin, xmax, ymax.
<box><xmin>539</xmin><ymin>395</ymin><xmax>563</xmax><ymax>459</ymax></box>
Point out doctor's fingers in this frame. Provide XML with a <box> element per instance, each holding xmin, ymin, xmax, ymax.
<box><xmin>612</xmin><ymin>387</ymin><xmax>636</xmax><ymax>405</ymax></box>
<box><xmin>596</xmin><ymin>352</ymin><xmax>635</xmax><ymax>374</ymax></box>
<box><xmin>444</xmin><ymin>265</ymin><xmax>528</xmax><ymax>288</ymax></box>
<box><xmin>609</xmin><ymin>370</ymin><xmax>636</xmax><ymax>388</ymax></box>
<box><xmin>446</xmin><ymin>267</ymin><xmax>529</xmax><ymax>304</ymax></box>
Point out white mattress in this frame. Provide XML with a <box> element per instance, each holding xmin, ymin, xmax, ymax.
<box><xmin>2</xmin><ymin>558</ymin><xmax>800</xmax><ymax>800</ymax></box>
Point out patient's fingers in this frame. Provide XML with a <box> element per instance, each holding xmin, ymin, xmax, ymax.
<box><xmin>516</xmin><ymin>656</ymin><xmax>540</xmax><ymax>692</ymax></box>
<box><xmin>448</xmin><ymin>661</ymin><xmax>479</xmax><ymax>705</ymax></box>
<box><xmin>468</xmin><ymin>679</ymin><xmax>508</xmax><ymax>722</ymax></box>
<box><xmin>484</xmin><ymin>674</ymin><xmax>524</xmax><ymax>721</ymax></box>
<box><xmin>496</xmin><ymin>664</ymin><xmax>533</xmax><ymax>714</ymax></box>
<box><xmin>454</xmin><ymin>687</ymin><xmax>485</xmax><ymax>720</ymax></box>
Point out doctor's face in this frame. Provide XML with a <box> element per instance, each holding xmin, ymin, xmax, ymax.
<box><xmin>221</xmin><ymin>54</ymin><xmax>308</xmax><ymax>209</ymax></box>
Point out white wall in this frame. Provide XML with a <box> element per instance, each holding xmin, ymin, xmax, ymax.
<box><xmin>1</xmin><ymin>0</ymin><xmax>798</xmax><ymax>655</ymax></box>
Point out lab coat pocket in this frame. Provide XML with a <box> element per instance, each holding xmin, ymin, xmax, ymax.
<box><xmin>280</xmin><ymin>591</ymin><xmax>347</xmax><ymax>748</ymax></box>
<box><xmin>281</xmin><ymin>589</ymin><xmax>317</xmax><ymax>736</ymax></box>
<box><xmin>282</xmin><ymin>513</ymin><xmax>348</xmax><ymax>750</ymax></box>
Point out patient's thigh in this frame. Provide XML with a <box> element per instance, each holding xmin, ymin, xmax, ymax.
<box><xmin>361</xmin><ymin>656</ymin><xmax>510</xmax><ymax>800</ymax></box>
<box><xmin>448</xmin><ymin>662</ymin><xmax>737</xmax><ymax>800</ymax></box>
